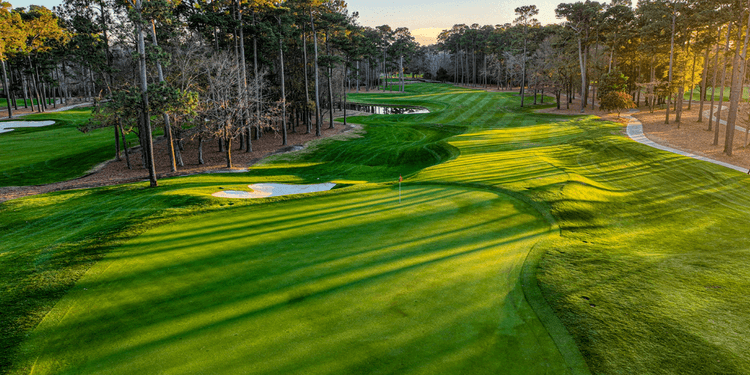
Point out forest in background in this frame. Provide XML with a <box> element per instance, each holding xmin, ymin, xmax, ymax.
<box><xmin>2</xmin><ymin>0</ymin><xmax>750</xmax><ymax>185</ymax></box>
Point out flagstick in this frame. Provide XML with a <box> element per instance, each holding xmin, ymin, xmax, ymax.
<box><xmin>399</xmin><ymin>180</ymin><xmax>401</xmax><ymax>204</ymax></box>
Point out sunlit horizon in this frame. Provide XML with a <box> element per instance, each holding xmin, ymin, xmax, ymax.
<box><xmin>6</xmin><ymin>0</ymin><xmax>566</xmax><ymax>45</ymax></box>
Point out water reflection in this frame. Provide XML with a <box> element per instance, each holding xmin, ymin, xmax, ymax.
<box><xmin>345</xmin><ymin>103</ymin><xmax>430</xmax><ymax>115</ymax></box>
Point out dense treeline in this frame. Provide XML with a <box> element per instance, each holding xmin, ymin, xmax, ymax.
<box><xmin>4</xmin><ymin>0</ymin><xmax>750</xmax><ymax>186</ymax></box>
<box><xmin>0</xmin><ymin>0</ymin><xmax>421</xmax><ymax>186</ymax></box>
<box><xmin>427</xmin><ymin>0</ymin><xmax>750</xmax><ymax>156</ymax></box>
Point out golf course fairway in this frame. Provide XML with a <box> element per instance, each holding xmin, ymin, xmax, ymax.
<box><xmin>15</xmin><ymin>185</ymin><xmax>577</xmax><ymax>374</ymax></box>
<box><xmin>6</xmin><ymin>83</ymin><xmax>750</xmax><ymax>374</ymax></box>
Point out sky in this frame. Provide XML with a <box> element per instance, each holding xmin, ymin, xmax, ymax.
<box><xmin>345</xmin><ymin>0</ymin><xmax>564</xmax><ymax>45</ymax></box>
<box><xmin>7</xmin><ymin>0</ymin><xmax>566</xmax><ymax>45</ymax></box>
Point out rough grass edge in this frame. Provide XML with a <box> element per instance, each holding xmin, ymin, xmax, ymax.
<box><xmin>412</xmin><ymin>180</ymin><xmax>591</xmax><ymax>375</ymax></box>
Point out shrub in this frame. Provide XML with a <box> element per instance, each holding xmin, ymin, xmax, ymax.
<box><xmin>599</xmin><ymin>69</ymin><xmax>629</xmax><ymax>96</ymax></box>
<box><xmin>436</xmin><ymin>67</ymin><xmax>450</xmax><ymax>82</ymax></box>
<box><xmin>599</xmin><ymin>91</ymin><xmax>636</xmax><ymax>117</ymax></box>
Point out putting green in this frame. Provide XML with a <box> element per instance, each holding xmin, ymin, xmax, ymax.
<box><xmin>16</xmin><ymin>185</ymin><xmax>573</xmax><ymax>374</ymax></box>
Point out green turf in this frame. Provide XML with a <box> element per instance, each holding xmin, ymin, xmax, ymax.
<box><xmin>13</xmin><ymin>185</ymin><xmax>573</xmax><ymax>374</ymax></box>
<box><xmin>682</xmin><ymin>86</ymin><xmax>750</xmax><ymax>102</ymax></box>
<box><xmin>0</xmin><ymin>98</ymin><xmax>55</xmax><ymax>108</ymax></box>
<box><xmin>0</xmin><ymin>108</ymin><xmax>143</xmax><ymax>187</ymax></box>
<box><xmin>4</xmin><ymin>82</ymin><xmax>750</xmax><ymax>374</ymax></box>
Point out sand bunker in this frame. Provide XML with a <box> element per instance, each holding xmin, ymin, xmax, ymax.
<box><xmin>0</xmin><ymin>120</ymin><xmax>55</xmax><ymax>134</ymax></box>
<box><xmin>212</xmin><ymin>182</ymin><xmax>336</xmax><ymax>199</ymax></box>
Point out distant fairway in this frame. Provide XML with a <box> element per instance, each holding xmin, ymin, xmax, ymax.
<box><xmin>0</xmin><ymin>109</ymin><xmax>112</xmax><ymax>186</ymax></box>
<box><xmin>16</xmin><ymin>185</ymin><xmax>572</xmax><ymax>374</ymax></box>
<box><xmin>0</xmin><ymin>98</ymin><xmax>55</xmax><ymax>108</ymax></box>
<box><xmin>0</xmin><ymin>108</ymin><xmax>147</xmax><ymax>187</ymax></box>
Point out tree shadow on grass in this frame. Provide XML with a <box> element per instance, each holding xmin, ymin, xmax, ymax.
<box><xmin>15</xmin><ymin>185</ymin><xmax>569</xmax><ymax>374</ymax></box>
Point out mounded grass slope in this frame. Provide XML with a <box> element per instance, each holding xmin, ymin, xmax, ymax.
<box><xmin>258</xmin><ymin>121</ymin><xmax>463</xmax><ymax>182</ymax></box>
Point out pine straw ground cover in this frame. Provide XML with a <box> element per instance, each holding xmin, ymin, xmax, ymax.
<box><xmin>634</xmin><ymin>104</ymin><xmax>750</xmax><ymax>171</ymax></box>
<box><xmin>2</xmin><ymin>83</ymin><xmax>750</xmax><ymax>374</ymax></box>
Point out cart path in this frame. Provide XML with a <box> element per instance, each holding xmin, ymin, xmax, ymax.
<box><xmin>625</xmin><ymin>110</ymin><xmax>747</xmax><ymax>173</ymax></box>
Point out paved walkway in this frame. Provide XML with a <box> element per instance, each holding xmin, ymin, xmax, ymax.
<box><xmin>701</xmin><ymin>105</ymin><xmax>746</xmax><ymax>129</ymax></box>
<box><xmin>624</xmin><ymin>110</ymin><xmax>748</xmax><ymax>173</ymax></box>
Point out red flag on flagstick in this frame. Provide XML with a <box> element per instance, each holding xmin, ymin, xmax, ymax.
<box><xmin>398</xmin><ymin>175</ymin><xmax>402</xmax><ymax>203</ymax></box>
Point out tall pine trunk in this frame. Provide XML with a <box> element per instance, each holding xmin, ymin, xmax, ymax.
<box><xmin>135</xmin><ymin>0</ymin><xmax>157</xmax><ymax>187</ymax></box>
<box><xmin>311</xmin><ymin>10</ymin><xmax>322</xmax><ymax>136</ymax></box>
<box><xmin>198</xmin><ymin>137</ymin><xmax>204</xmax><ymax>164</ymax></box>
<box><xmin>253</xmin><ymin>12</ymin><xmax>262</xmax><ymax>141</ymax></box>
<box><xmin>1</xmin><ymin>59</ymin><xmax>11</xmax><ymax>118</ymax></box>
<box><xmin>382</xmin><ymin>49</ymin><xmax>387</xmax><ymax>91</ymax></box>
<box><xmin>399</xmin><ymin>55</ymin><xmax>404</xmax><ymax>92</ymax></box>
<box><xmin>21</xmin><ymin>72</ymin><xmax>29</xmax><ymax>109</ymax></box>
<box><xmin>279</xmin><ymin>17</ymin><xmax>288</xmax><ymax>145</ymax></box>
<box><xmin>29</xmin><ymin>57</ymin><xmax>43</xmax><ymax>112</ymax></box>
<box><xmin>688</xmin><ymin>43</ymin><xmax>697</xmax><ymax>110</ymax></box>
<box><xmin>343</xmin><ymin>61</ymin><xmax>348</xmax><ymax>125</ymax></box>
<box><xmin>151</xmin><ymin>20</ymin><xmax>177</xmax><ymax>172</ymax></box>
<box><xmin>708</xmin><ymin>27</ymin><xmax>723</xmax><ymax>131</ymax></box>
<box><xmin>714</xmin><ymin>25</ymin><xmax>733</xmax><ymax>145</ymax></box>
<box><xmin>724</xmin><ymin>3</ymin><xmax>750</xmax><ymax>156</ymax></box>
<box><xmin>226</xmin><ymin>137</ymin><xmax>233</xmax><ymax>168</ymax></box>
<box><xmin>697</xmin><ymin>42</ymin><xmax>711</xmax><ymax>122</ymax></box>
<box><xmin>521</xmin><ymin>35</ymin><xmax>527</xmax><ymax>107</ymax></box>
<box><xmin>238</xmin><ymin>4</ymin><xmax>251</xmax><ymax>152</ymax></box>
<box><xmin>302</xmin><ymin>27</ymin><xmax>311</xmax><ymax>134</ymax></box>
<box><xmin>665</xmin><ymin>9</ymin><xmax>676</xmax><ymax>124</ymax></box>
<box><xmin>326</xmin><ymin>29</ymin><xmax>334</xmax><ymax>129</ymax></box>
<box><xmin>114</xmin><ymin>120</ymin><xmax>121</xmax><ymax>160</ymax></box>
<box><xmin>577</xmin><ymin>36</ymin><xmax>586</xmax><ymax>113</ymax></box>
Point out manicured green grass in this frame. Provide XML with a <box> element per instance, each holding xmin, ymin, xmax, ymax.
<box><xmin>259</xmin><ymin>121</ymin><xmax>463</xmax><ymax>182</ymax></box>
<box><xmin>0</xmin><ymin>180</ymin><xmax>211</xmax><ymax>373</ymax></box>
<box><xmin>14</xmin><ymin>185</ymin><xmax>570</xmax><ymax>374</ymax></box>
<box><xmin>2</xmin><ymin>85</ymin><xmax>586</xmax><ymax>375</ymax></box>
<box><xmin>0</xmin><ymin>108</ymin><xmax>144</xmax><ymax>187</ymax></box>
<box><xmin>402</xmin><ymin>86</ymin><xmax>750</xmax><ymax>373</ymax></box>
<box><xmin>0</xmin><ymin>98</ymin><xmax>55</xmax><ymax>108</ymax></box>
<box><xmin>682</xmin><ymin>86</ymin><xmax>750</xmax><ymax>101</ymax></box>
<box><xmin>4</xmin><ymin>82</ymin><xmax>750</xmax><ymax>374</ymax></box>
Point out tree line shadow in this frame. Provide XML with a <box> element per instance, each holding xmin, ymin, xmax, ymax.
<box><xmin>20</xmin><ymin>185</ymin><xmax>561</xmax><ymax>374</ymax></box>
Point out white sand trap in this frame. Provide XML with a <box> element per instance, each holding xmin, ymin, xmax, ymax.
<box><xmin>0</xmin><ymin>120</ymin><xmax>55</xmax><ymax>134</ymax></box>
<box><xmin>212</xmin><ymin>182</ymin><xmax>336</xmax><ymax>199</ymax></box>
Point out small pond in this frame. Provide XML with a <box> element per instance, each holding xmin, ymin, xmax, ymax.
<box><xmin>345</xmin><ymin>103</ymin><xmax>429</xmax><ymax>115</ymax></box>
